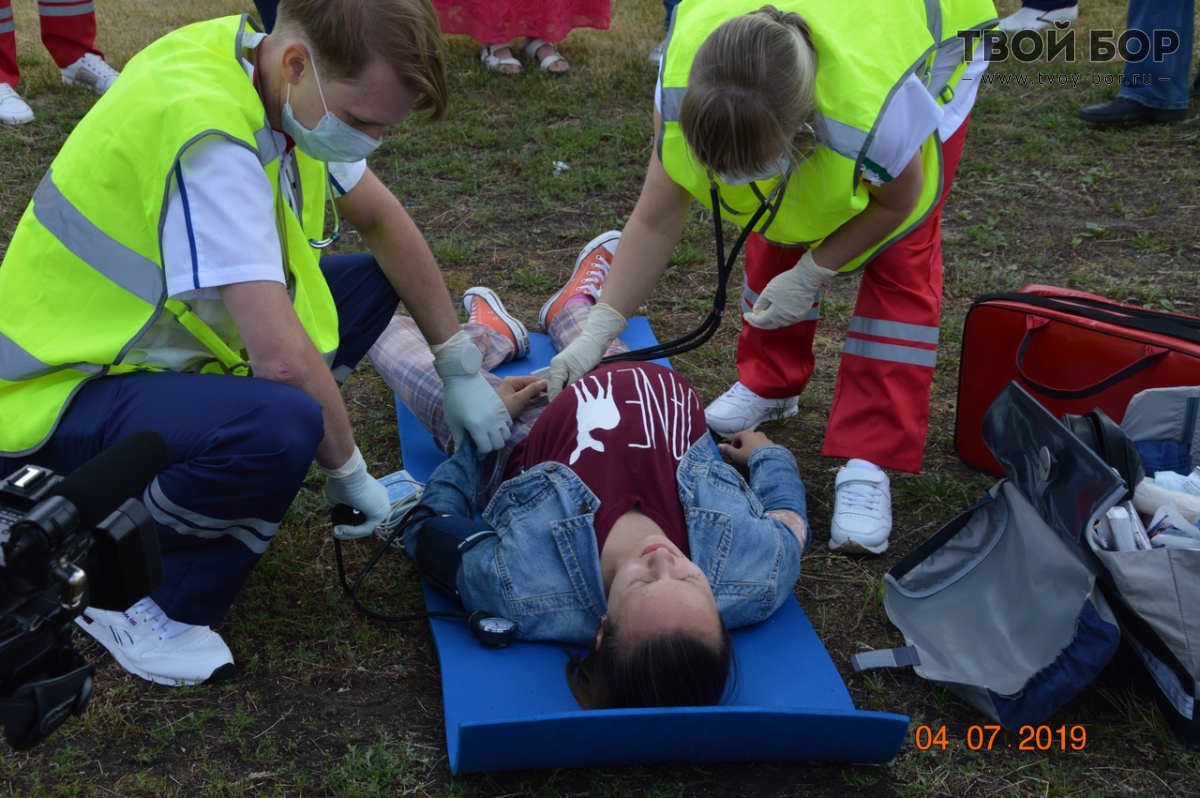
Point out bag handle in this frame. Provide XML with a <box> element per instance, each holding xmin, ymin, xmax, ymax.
<box><xmin>977</xmin><ymin>291</ymin><xmax>1200</xmax><ymax>345</ymax></box>
<box><xmin>1016</xmin><ymin>316</ymin><xmax>1168</xmax><ymax>400</ymax></box>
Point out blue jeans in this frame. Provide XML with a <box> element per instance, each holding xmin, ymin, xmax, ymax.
<box><xmin>0</xmin><ymin>254</ymin><xmax>398</xmax><ymax>625</ymax></box>
<box><xmin>1118</xmin><ymin>0</ymin><xmax>1198</xmax><ymax>110</ymax></box>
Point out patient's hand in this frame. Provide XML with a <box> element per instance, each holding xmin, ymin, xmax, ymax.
<box><xmin>497</xmin><ymin>375</ymin><xmax>548</xmax><ymax>420</ymax></box>
<box><xmin>718</xmin><ymin>430</ymin><xmax>773</xmax><ymax>468</ymax></box>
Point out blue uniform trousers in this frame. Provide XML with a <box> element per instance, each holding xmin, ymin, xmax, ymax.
<box><xmin>0</xmin><ymin>254</ymin><xmax>398</xmax><ymax>625</ymax></box>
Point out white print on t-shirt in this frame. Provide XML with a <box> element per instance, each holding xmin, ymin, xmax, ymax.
<box><xmin>569</xmin><ymin>371</ymin><xmax>620</xmax><ymax>465</ymax></box>
<box><xmin>618</xmin><ymin>367</ymin><xmax>702</xmax><ymax>460</ymax></box>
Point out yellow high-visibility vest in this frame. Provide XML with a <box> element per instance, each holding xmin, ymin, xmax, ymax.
<box><xmin>0</xmin><ymin>15</ymin><xmax>340</xmax><ymax>455</ymax></box>
<box><xmin>658</xmin><ymin>0</ymin><xmax>996</xmax><ymax>270</ymax></box>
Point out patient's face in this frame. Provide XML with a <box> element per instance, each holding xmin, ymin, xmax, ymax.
<box><xmin>605</xmin><ymin>535</ymin><xmax>721</xmax><ymax>645</ymax></box>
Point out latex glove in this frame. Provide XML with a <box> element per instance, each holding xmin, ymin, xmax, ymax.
<box><xmin>322</xmin><ymin>446</ymin><xmax>392</xmax><ymax>540</ymax></box>
<box><xmin>547</xmin><ymin>303</ymin><xmax>627</xmax><ymax>400</ymax></box>
<box><xmin>432</xmin><ymin>330</ymin><xmax>512</xmax><ymax>454</ymax></box>
<box><xmin>743</xmin><ymin>250</ymin><xmax>837</xmax><ymax>330</ymax></box>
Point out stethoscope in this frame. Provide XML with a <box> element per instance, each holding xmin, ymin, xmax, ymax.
<box><xmin>600</xmin><ymin>168</ymin><xmax>791</xmax><ymax>364</ymax></box>
<box><xmin>307</xmin><ymin>169</ymin><xmax>341</xmax><ymax>249</ymax></box>
<box><xmin>275</xmin><ymin>160</ymin><xmax>341</xmax><ymax>253</ymax></box>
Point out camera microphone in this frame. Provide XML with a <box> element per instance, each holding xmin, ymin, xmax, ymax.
<box><xmin>49</xmin><ymin>430</ymin><xmax>170</xmax><ymax>530</ymax></box>
<box><xmin>5</xmin><ymin>431</ymin><xmax>168</xmax><ymax>603</ymax></box>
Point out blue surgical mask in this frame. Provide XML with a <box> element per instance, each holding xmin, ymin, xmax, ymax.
<box><xmin>280</xmin><ymin>55</ymin><xmax>381</xmax><ymax>163</ymax></box>
<box><xmin>716</xmin><ymin>156</ymin><xmax>790</xmax><ymax>186</ymax></box>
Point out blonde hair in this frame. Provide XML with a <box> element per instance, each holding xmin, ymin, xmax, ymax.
<box><xmin>275</xmin><ymin>0</ymin><xmax>447</xmax><ymax>121</ymax></box>
<box><xmin>679</xmin><ymin>5</ymin><xmax>818</xmax><ymax>177</ymax></box>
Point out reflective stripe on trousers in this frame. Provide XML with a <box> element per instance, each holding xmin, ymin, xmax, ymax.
<box><xmin>733</xmin><ymin>116</ymin><xmax>971</xmax><ymax>473</ymax></box>
<box><xmin>0</xmin><ymin>254</ymin><xmax>399</xmax><ymax>624</ymax></box>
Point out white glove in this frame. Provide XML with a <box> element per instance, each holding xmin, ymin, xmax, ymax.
<box><xmin>322</xmin><ymin>446</ymin><xmax>392</xmax><ymax>540</ymax></box>
<box><xmin>547</xmin><ymin>303</ymin><xmax>627</xmax><ymax>400</ymax></box>
<box><xmin>432</xmin><ymin>330</ymin><xmax>512</xmax><ymax>454</ymax></box>
<box><xmin>743</xmin><ymin>250</ymin><xmax>837</xmax><ymax>330</ymax></box>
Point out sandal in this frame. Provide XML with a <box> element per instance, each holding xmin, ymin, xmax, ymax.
<box><xmin>480</xmin><ymin>43</ymin><xmax>522</xmax><ymax>75</ymax></box>
<box><xmin>523</xmin><ymin>38</ymin><xmax>569</xmax><ymax>74</ymax></box>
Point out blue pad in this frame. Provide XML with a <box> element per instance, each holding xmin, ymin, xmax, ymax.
<box><xmin>394</xmin><ymin>318</ymin><xmax>908</xmax><ymax>774</ymax></box>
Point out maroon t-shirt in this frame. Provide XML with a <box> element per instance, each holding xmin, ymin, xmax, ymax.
<box><xmin>505</xmin><ymin>363</ymin><xmax>708</xmax><ymax>555</ymax></box>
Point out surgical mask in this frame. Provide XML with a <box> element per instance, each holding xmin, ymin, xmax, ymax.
<box><xmin>280</xmin><ymin>55</ymin><xmax>381</xmax><ymax>163</ymax></box>
<box><xmin>716</xmin><ymin>157</ymin><xmax>790</xmax><ymax>186</ymax></box>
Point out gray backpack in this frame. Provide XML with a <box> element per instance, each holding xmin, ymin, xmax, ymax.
<box><xmin>855</xmin><ymin>384</ymin><xmax>1200</xmax><ymax>747</ymax></box>
<box><xmin>853</xmin><ymin>384</ymin><xmax>1124</xmax><ymax>729</ymax></box>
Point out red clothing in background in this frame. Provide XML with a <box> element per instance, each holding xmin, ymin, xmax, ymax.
<box><xmin>430</xmin><ymin>0</ymin><xmax>610</xmax><ymax>43</ymax></box>
<box><xmin>506</xmin><ymin>363</ymin><xmax>707</xmax><ymax>554</ymax></box>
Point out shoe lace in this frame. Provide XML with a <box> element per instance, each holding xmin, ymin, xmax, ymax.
<box><xmin>575</xmin><ymin>253</ymin><xmax>611</xmax><ymax>295</ymax></box>
<box><xmin>468</xmin><ymin>296</ymin><xmax>502</xmax><ymax>327</ymax></box>
<box><xmin>724</xmin><ymin>381</ymin><xmax>760</xmax><ymax>402</ymax></box>
<box><xmin>840</xmin><ymin>484</ymin><xmax>883</xmax><ymax>512</ymax></box>
<box><xmin>130</xmin><ymin>597</ymin><xmax>191</xmax><ymax>640</ymax></box>
<box><xmin>79</xmin><ymin>53</ymin><xmax>119</xmax><ymax>79</ymax></box>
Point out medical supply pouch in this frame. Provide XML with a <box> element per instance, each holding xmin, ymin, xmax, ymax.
<box><xmin>1101</xmin><ymin>386</ymin><xmax>1200</xmax><ymax>749</ymax></box>
<box><xmin>956</xmin><ymin>285</ymin><xmax>1200</xmax><ymax>475</ymax></box>
<box><xmin>853</xmin><ymin>383</ymin><xmax>1125</xmax><ymax>728</ymax></box>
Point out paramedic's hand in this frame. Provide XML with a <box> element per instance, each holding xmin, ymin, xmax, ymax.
<box><xmin>547</xmin><ymin>303</ymin><xmax>627</xmax><ymax>400</ymax></box>
<box><xmin>743</xmin><ymin>250</ymin><xmax>837</xmax><ymax>330</ymax></box>
<box><xmin>497</xmin><ymin>375</ymin><xmax>547</xmax><ymax>420</ymax></box>
<box><xmin>432</xmin><ymin>331</ymin><xmax>512</xmax><ymax>454</ymax></box>
<box><xmin>323</xmin><ymin>447</ymin><xmax>391</xmax><ymax>540</ymax></box>
<box><xmin>718</xmin><ymin>430</ymin><xmax>773</xmax><ymax>469</ymax></box>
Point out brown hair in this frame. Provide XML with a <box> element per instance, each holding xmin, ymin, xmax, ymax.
<box><xmin>275</xmin><ymin>0</ymin><xmax>447</xmax><ymax>121</ymax></box>
<box><xmin>566</xmin><ymin>617</ymin><xmax>734</xmax><ymax>710</ymax></box>
<box><xmin>678</xmin><ymin>5</ymin><xmax>818</xmax><ymax>177</ymax></box>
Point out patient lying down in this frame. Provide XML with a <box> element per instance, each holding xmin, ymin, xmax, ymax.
<box><xmin>368</xmin><ymin>285</ymin><xmax>809</xmax><ymax>709</ymax></box>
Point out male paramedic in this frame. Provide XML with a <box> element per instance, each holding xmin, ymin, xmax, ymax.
<box><xmin>0</xmin><ymin>0</ymin><xmax>513</xmax><ymax>687</ymax></box>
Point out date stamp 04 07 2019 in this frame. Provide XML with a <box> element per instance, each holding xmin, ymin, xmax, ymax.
<box><xmin>913</xmin><ymin>725</ymin><xmax>1088</xmax><ymax>751</ymax></box>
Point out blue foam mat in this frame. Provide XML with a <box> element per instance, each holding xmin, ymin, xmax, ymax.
<box><xmin>394</xmin><ymin>317</ymin><xmax>908</xmax><ymax>774</ymax></box>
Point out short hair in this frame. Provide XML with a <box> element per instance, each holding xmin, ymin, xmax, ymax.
<box><xmin>275</xmin><ymin>0</ymin><xmax>447</xmax><ymax>121</ymax></box>
<box><xmin>679</xmin><ymin>5</ymin><xmax>818</xmax><ymax>177</ymax></box>
<box><xmin>566</xmin><ymin>616</ymin><xmax>734</xmax><ymax>710</ymax></box>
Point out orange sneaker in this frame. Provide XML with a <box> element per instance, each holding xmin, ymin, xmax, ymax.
<box><xmin>463</xmin><ymin>286</ymin><xmax>530</xmax><ymax>359</ymax></box>
<box><xmin>539</xmin><ymin>230</ymin><xmax>621</xmax><ymax>331</ymax></box>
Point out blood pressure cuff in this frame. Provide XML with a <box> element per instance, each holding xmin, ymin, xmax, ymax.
<box><xmin>405</xmin><ymin>507</ymin><xmax>497</xmax><ymax>599</ymax></box>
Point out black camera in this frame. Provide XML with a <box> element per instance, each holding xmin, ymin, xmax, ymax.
<box><xmin>0</xmin><ymin>431</ymin><xmax>168</xmax><ymax>750</ymax></box>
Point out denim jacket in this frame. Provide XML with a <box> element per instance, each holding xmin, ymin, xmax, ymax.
<box><xmin>409</xmin><ymin>437</ymin><xmax>807</xmax><ymax>646</ymax></box>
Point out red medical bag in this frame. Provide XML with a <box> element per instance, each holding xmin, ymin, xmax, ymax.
<box><xmin>955</xmin><ymin>285</ymin><xmax>1200</xmax><ymax>474</ymax></box>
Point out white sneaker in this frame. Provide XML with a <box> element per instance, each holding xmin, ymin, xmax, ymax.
<box><xmin>60</xmin><ymin>53</ymin><xmax>120</xmax><ymax>94</ymax></box>
<box><xmin>74</xmin><ymin>597</ymin><xmax>235</xmax><ymax>686</ymax></box>
<box><xmin>998</xmin><ymin>4</ymin><xmax>1078</xmax><ymax>32</ymax></box>
<box><xmin>704</xmin><ymin>381</ymin><xmax>799</xmax><ymax>438</ymax></box>
<box><xmin>0</xmin><ymin>84</ymin><xmax>33</xmax><ymax>125</ymax></box>
<box><xmin>829</xmin><ymin>460</ymin><xmax>892</xmax><ymax>555</ymax></box>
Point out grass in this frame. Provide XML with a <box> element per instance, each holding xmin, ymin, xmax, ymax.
<box><xmin>2</xmin><ymin>0</ymin><xmax>1200</xmax><ymax>795</ymax></box>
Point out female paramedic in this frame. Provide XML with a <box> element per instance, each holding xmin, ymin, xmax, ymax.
<box><xmin>0</xmin><ymin>0</ymin><xmax>513</xmax><ymax>687</ymax></box>
<box><xmin>367</xmin><ymin>258</ymin><xmax>809</xmax><ymax>709</ymax></box>
<box><xmin>546</xmin><ymin>0</ymin><xmax>997</xmax><ymax>556</ymax></box>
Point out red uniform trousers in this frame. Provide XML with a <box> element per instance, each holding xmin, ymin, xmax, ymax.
<box><xmin>735</xmin><ymin>116</ymin><xmax>970</xmax><ymax>474</ymax></box>
<box><xmin>0</xmin><ymin>0</ymin><xmax>102</xmax><ymax>88</ymax></box>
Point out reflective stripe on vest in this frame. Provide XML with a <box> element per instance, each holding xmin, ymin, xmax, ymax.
<box><xmin>658</xmin><ymin>0</ymin><xmax>996</xmax><ymax>267</ymax></box>
<box><xmin>0</xmin><ymin>15</ymin><xmax>340</xmax><ymax>454</ymax></box>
